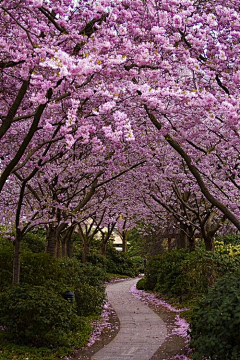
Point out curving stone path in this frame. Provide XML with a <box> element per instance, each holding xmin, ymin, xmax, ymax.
<box><xmin>93</xmin><ymin>278</ymin><xmax>167</xmax><ymax>360</ymax></box>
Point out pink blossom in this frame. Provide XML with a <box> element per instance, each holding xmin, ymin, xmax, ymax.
<box><xmin>172</xmin><ymin>15</ymin><xmax>182</xmax><ymax>28</ymax></box>
<box><xmin>99</xmin><ymin>101</ymin><xmax>116</xmax><ymax>114</ymax></box>
<box><xmin>151</xmin><ymin>26</ymin><xmax>165</xmax><ymax>35</ymax></box>
<box><xmin>85</xmin><ymin>301</ymin><xmax>117</xmax><ymax>348</ymax></box>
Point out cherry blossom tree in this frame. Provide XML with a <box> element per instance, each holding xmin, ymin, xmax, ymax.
<box><xmin>0</xmin><ymin>0</ymin><xmax>239</xmax><ymax>284</ymax></box>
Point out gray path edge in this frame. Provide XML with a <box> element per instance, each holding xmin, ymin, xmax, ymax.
<box><xmin>92</xmin><ymin>278</ymin><xmax>167</xmax><ymax>360</ymax></box>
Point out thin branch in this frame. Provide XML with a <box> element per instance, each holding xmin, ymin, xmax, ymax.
<box><xmin>39</xmin><ymin>7</ymin><xmax>67</xmax><ymax>33</ymax></box>
<box><xmin>0</xmin><ymin>60</ymin><xmax>25</xmax><ymax>69</ymax></box>
<box><xmin>1</xmin><ymin>7</ymin><xmax>35</xmax><ymax>47</ymax></box>
<box><xmin>215</xmin><ymin>74</ymin><xmax>230</xmax><ymax>95</ymax></box>
<box><xmin>96</xmin><ymin>160</ymin><xmax>146</xmax><ymax>188</ymax></box>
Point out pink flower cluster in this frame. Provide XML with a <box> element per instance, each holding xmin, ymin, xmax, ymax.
<box><xmin>169</xmin><ymin>314</ymin><xmax>190</xmax><ymax>343</ymax></box>
<box><xmin>85</xmin><ymin>301</ymin><xmax>119</xmax><ymax>348</ymax></box>
<box><xmin>130</xmin><ymin>284</ymin><xmax>189</xmax><ymax>313</ymax></box>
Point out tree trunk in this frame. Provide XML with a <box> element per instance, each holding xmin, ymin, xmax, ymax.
<box><xmin>204</xmin><ymin>236</ymin><xmax>215</xmax><ymax>251</ymax></box>
<box><xmin>188</xmin><ymin>237</ymin><xmax>196</xmax><ymax>252</ymax></box>
<box><xmin>122</xmin><ymin>233</ymin><xmax>128</xmax><ymax>253</ymax></box>
<box><xmin>46</xmin><ymin>226</ymin><xmax>57</xmax><ymax>256</ymax></box>
<box><xmin>56</xmin><ymin>239</ymin><xmax>62</xmax><ymax>258</ymax></box>
<box><xmin>64</xmin><ymin>227</ymin><xmax>74</xmax><ymax>258</ymax></box>
<box><xmin>177</xmin><ymin>225</ymin><xmax>187</xmax><ymax>249</ymax></box>
<box><xmin>101</xmin><ymin>241</ymin><xmax>107</xmax><ymax>256</ymax></box>
<box><xmin>67</xmin><ymin>237</ymin><xmax>73</xmax><ymax>258</ymax></box>
<box><xmin>62</xmin><ymin>238</ymin><xmax>67</xmax><ymax>257</ymax></box>
<box><xmin>167</xmin><ymin>237</ymin><xmax>172</xmax><ymax>251</ymax></box>
<box><xmin>13</xmin><ymin>230</ymin><xmax>22</xmax><ymax>284</ymax></box>
<box><xmin>82</xmin><ymin>240</ymin><xmax>90</xmax><ymax>263</ymax></box>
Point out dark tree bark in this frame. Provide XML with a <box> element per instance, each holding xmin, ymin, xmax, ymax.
<box><xmin>177</xmin><ymin>224</ymin><xmax>188</xmax><ymax>249</ymax></box>
<box><xmin>122</xmin><ymin>232</ymin><xmax>128</xmax><ymax>253</ymax></box>
<box><xmin>67</xmin><ymin>237</ymin><xmax>73</xmax><ymax>258</ymax></box>
<box><xmin>46</xmin><ymin>223</ymin><xmax>67</xmax><ymax>257</ymax></box>
<box><xmin>167</xmin><ymin>237</ymin><xmax>172</xmax><ymax>251</ymax></box>
<box><xmin>62</xmin><ymin>237</ymin><xmax>67</xmax><ymax>257</ymax></box>
<box><xmin>46</xmin><ymin>226</ymin><xmax>58</xmax><ymax>257</ymax></box>
<box><xmin>101</xmin><ymin>241</ymin><xmax>107</xmax><ymax>256</ymax></box>
<box><xmin>188</xmin><ymin>237</ymin><xmax>196</xmax><ymax>252</ymax></box>
<box><xmin>100</xmin><ymin>222</ymin><xmax>116</xmax><ymax>255</ymax></box>
<box><xmin>63</xmin><ymin>226</ymin><xmax>74</xmax><ymax>258</ymax></box>
<box><xmin>13</xmin><ymin>229</ymin><xmax>22</xmax><ymax>284</ymax></box>
<box><xmin>56</xmin><ymin>238</ymin><xmax>62</xmax><ymax>258</ymax></box>
<box><xmin>0</xmin><ymin>88</ymin><xmax>53</xmax><ymax>193</ymax></box>
<box><xmin>0</xmin><ymin>79</ymin><xmax>30</xmax><ymax>140</ymax></box>
<box><xmin>200</xmin><ymin>212</ymin><xmax>226</xmax><ymax>251</ymax></box>
<box><xmin>204</xmin><ymin>236</ymin><xmax>215</xmax><ymax>251</ymax></box>
<box><xmin>82</xmin><ymin>240</ymin><xmax>90</xmax><ymax>263</ymax></box>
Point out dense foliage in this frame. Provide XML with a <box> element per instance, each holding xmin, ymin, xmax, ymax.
<box><xmin>0</xmin><ymin>285</ymin><xmax>91</xmax><ymax>347</ymax></box>
<box><xmin>0</xmin><ymin>234</ymin><xmax>106</xmax><ymax>349</ymax></box>
<box><xmin>143</xmin><ymin>242</ymin><xmax>240</xmax><ymax>298</ymax></box>
<box><xmin>105</xmin><ymin>246</ymin><xmax>138</xmax><ymax>277</ymax></box>
<box><xmin>140</xmin><ymin>238</ymin><xmax>240</xmax><ymax>358</ymax></box>
<box><xmin>144</xmin><ymin>249</ymin><xmax>188</xmax><ymax>294</ymax></box>
<box><xmin>189</xmin><ymin>271</ymin><xmax>240</xmax><ymax>360</ymax></box>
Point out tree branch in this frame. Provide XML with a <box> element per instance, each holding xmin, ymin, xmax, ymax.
<box><xmin>39</xmin><ymin>7</ymin><xmax>67</xmax><ymax>33</ymax></box>
<box><xmin>0</xmin><ymin>60</ymin><xmax>25</xmax><ymax>69</ymax></box>
<box><xmin>145</xmin><ymin>105</ymin><xmax>240</xmax><ymax>230</ymax></box>
<box><xmin>215</xmin><ymin>74</ymin><xmax>230</xmax><ymax>95</ymax></box>
<box><xmin>0</xmin><ymin>79</ymin><xmax>30</xmax><ymax>140</ymax></box>
<box><xmin>0</xmin><ymin>88</ymin><xmax>53</xmax><ymax>193</ymax></box>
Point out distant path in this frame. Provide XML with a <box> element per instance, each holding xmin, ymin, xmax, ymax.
<box><xmin>93</xmin><ymin>278</ymin><xmax>167</xmax><ymax>360</ymax></box>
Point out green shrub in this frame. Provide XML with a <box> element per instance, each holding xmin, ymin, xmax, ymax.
<box><xmin>0</xmin><ymin>338</ymin><xmax>69</xmax><ymax>360</ymax></box>
<box><xmin>176</xmin><ymin>248</ymin><xmax>218</xmax><ymax>298</ymax></box>
<box><xmin>216</xmin><ymin>233</ymin><xmax>240</xmax><ymax>245</ymax></box>
<box><xmin>215</xmin><ymin>239</ymin><xmax>240</xmax><ymax>256</ymax></box>
<box><xmin>190</xmin><ymin>271</ymin><xmax>240</xmax><ymax>360</ymax></box>
<box><xmin>0</xmin><ymin>242</ymin><xmax>63</xmax><ymax>288</ymax></box>
<box><xmin>177</xmin><ymin>245</ymin><xmax>240</xmax><ymax>298</ymax></box>
<box><xmin>20</xmin><ymin>252</ymin><xmax>105</xmax><ymax>285</ymax></box>
<box><xmin>0</xmin><ymin>239</ymin><xmax>14</xmax><ymax>289</ymax></box>
<box><xmin>86</xmin><ymin>250</ymin><xmax>107</xmax><ymax>268</ymax></box>
<box><xmin>0</xmin><ymin>284</ymin><xmax>91</xmax><ymax>347</ymax></box>
<box><xmin>145</xmin><ymin>250</ymin><xmax>188</xmax><ymax>294</ymax></box>
<box><xmin>106</xmin><ymin>247</ymin><xmax>138</xmax><ymax>277</ymax></box>
<box><xmin>21</xmin><ymin>256</ymin><xmax>106</xmax><ymax>318</ymax></box>
<box><xmin>20</xmin><ymin>252</ymin><xmax>63</xmax><ymax>286</ymax></box>
<box><xmin>131</xmin><ymin>255</ymin><xmax>145</xmax><ymax>273</ymax></box>
<box><xmin>136</xmin><ymin>278</ymin><xmax>146</xmax><ymax>290</ymax></box>
<box><xmin>144</xmin><ymin>255</ymin><xmax>162</xmax><ymax>290</ymax></box>
<box><xmin>22</xmin><ymin>231</ymin><xmax>46</xmax><ymax>253</ymax></box>
<box><xmin>78</xmin><ymin>262</ymin><xmax>107</xmax><ymax>288</ymax></box>
<box><xmin>154</xmin><ymin>249</ymin><xmax>188</xmax><ymax>296</ymax></box>
<box><xmin>0</xmin><ymin>240</ymin><xmax>106</xmax><ymax>323</ymax></box>
<box><xmin>54</xmin><ymin>260</ymin><xmax>106</xmax><ymax>318</ymax></box>
<box><xmin>144</xmin><ymin>246</ymin><xmax>240</xmax><ymax>299</ymax></box>
<box><xmin>75</xmin><ymin>283</ymin><xmax>105</xmax><ymax>316</ymax></box>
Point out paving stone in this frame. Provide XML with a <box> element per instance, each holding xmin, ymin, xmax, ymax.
<box><xmin>93</xmin><ymin>278</ymin><xmax>167</xmax><ymax>360</ymax></box>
